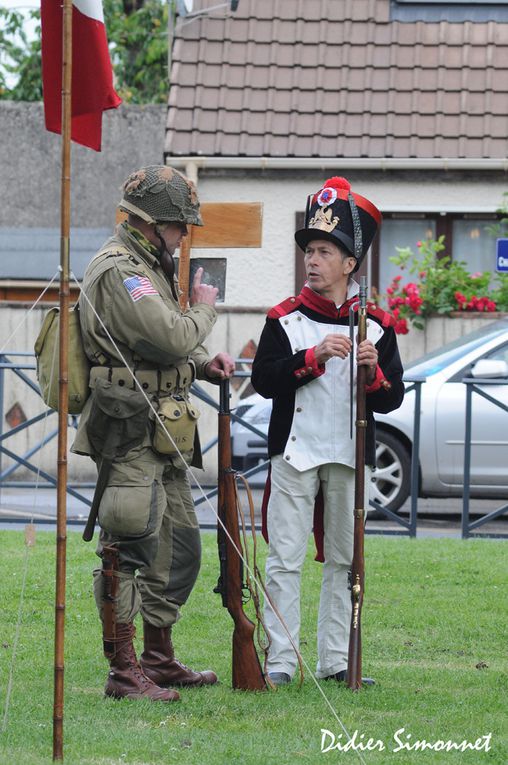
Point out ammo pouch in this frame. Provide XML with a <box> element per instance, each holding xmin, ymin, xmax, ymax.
<box><xmin>153</xmin><ymin>395</ymin><xmax>200</xmax><ymax>455</ymax></box>
<box><xmin>86</xmin><ymin>378</ymin><xmax>150</xmax><ymax>460</ymax></box>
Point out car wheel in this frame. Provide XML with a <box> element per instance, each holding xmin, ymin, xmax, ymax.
<box><xmin>370</xmin><ymin>430</ymin><xmax>411</xmax><ymax>513</ymax></box>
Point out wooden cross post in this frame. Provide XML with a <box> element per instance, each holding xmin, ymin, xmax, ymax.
<box><xmin>116</xmin><ymin>202</ymin><xmax>263</xmax><ymax>307</ymax></box>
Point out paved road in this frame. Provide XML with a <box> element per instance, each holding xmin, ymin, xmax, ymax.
<box><xmin>0</xmin><ymin>484</ymin><xmax>506</xmax><ymax>538</ymax></box>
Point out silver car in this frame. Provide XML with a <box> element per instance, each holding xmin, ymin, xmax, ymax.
<box><xmin>231</xmin><ymin>318</ymin><xmax>508</xmax><ymax>511</ymax></box>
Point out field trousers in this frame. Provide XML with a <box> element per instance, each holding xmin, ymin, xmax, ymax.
<box><xmin>93</xmin><ymin>445</ymin><xmax>201</xmax><ymax>629</ymax></box>
<box><xmin>264</xmin><ymin>455</ymin><xmax>370</xmax><ymax>679</ymax></box>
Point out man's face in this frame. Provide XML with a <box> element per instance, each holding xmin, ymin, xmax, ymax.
<box><xmin>157</xmin><ymin>222</ymin><xmax>188</xmax><ymax>255</ymax></box>
<box><xmin>304</xmin><ymin>239</ymin><xmax>355</xmax><ymax>296</ymax></box>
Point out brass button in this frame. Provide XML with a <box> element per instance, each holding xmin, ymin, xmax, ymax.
<box><xmin>307</xmin><ymin>366</ymin><xmax>312</xmax><ymax>372</ymax></box>
<box><xmin>290</xmin><ymin>297</ymin><xmax>296</xmax><ymax>303</ymax></box>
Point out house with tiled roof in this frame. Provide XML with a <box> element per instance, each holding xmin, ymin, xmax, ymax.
<box><xmin>165</xmin><ymin>0</ymin><xmax>508</xmax><ymax>331</ymax></box>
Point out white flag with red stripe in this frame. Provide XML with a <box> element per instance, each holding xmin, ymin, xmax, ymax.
<box><xmin>41</xmin><ymin>0</ymin><xmax>121</xmax><ymax>151</ymax></box>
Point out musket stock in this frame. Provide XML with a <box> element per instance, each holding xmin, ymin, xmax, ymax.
<box><xmin>347</xmin><ymin>276</ymin><xmax>368</xmax><ymax>690</ymax></box>
<box><xmin>216</xmin><ymin>380</ymin><xmax>267</xmax><ymax>691</ymax></box>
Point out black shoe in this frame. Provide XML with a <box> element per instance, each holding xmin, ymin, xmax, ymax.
<box><xmin>268</xmin><ymin>672</ymin><xmax>291</xmax><ymax>686</ymax></box>
<box><xmin>324</xmin><ymin>670</ymin><xmax>375</xmax><ymax>686</ymax></box>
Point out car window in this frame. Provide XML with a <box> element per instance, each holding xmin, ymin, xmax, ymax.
<box><xmin>447</xmin><ymin>341</ymin><xmax>508</xmax><ymax>382</ymax></box>
<box><xmin>487</xmin><ymin>344</ymin><xmax>508</xmax><ymax>366</ymax></box>
<box><xmin>405</xmin><ymin>322</ymin><xmax>508</xmax><ymax>379</ymax></box>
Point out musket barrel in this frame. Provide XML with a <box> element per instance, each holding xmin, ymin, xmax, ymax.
<box><xmin>347</xmin><ymin>275</ymin><xmax>368</xmax><ymax>690</ymax></box>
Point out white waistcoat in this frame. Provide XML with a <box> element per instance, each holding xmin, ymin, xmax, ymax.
<box><xmin>279</xmin><ymin>310</ymin><xmax>383</xmax><ymax>472</ymax></box>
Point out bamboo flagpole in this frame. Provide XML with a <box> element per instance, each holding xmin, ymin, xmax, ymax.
<box><xmin>53</xmin><ymin>0</ymin><xmax>72</xmax><ymax>758</ymax></box>
<box><xmin>39</xmin><ymin>0</ymin><xmax>121</xmax><ymax>756</ymax></box>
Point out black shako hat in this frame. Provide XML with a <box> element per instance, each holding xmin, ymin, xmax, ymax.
<box><xmin>294</xmin><ymin>176</ymin><xmax>382</xmax><ymax>272</ymax></box>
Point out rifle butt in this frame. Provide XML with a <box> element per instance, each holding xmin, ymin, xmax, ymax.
<box><xmin>231</xmin><ymin>616</ymin><xmax>267</xmax><ymax>691</ymax></box>
<box><xmin>346</xmin><ymin>623</ymin><xmax>362</xmax><ymax>691</ymax></box>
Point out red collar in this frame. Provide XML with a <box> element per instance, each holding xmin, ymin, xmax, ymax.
<box><xmin>299</xmin><ymin>285</ymin><xmax>358</xmax><ymax>319</ymax></box>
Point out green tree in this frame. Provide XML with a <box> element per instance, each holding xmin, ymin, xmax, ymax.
<box><xmin>0</xmin><ymin>8</ymin><xmax>42</xmax><ymax>100</ymax></box>
<box><xmin>104</xmin><ymin>0</ymin><xmax>169</xmax><ymax>104</ymax></box>
<box><xmin>0</xmin><ymin>0</ymin><xmax>170</xmax><ymax>103</ymax></box>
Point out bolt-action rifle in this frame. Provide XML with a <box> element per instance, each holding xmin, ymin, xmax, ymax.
<box><xmin>214</xmin><ymin>379</ymin><xmax>267</xmax><ymax>690</ymax></box>
<box><xmin>347</xmin><ymin>275</ymin><xmax>368</xmax><ymax>690</ymax></box>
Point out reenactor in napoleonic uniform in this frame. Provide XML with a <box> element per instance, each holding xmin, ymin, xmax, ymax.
<box><xmin>252</xmin><ymin>176</ymin><xmax>405</xmax><ymax>687</ymax></box>
<box><xmin>73</xmin><ymin>166</ymin><xmax>235</xmax><ymax>702</ymax></box>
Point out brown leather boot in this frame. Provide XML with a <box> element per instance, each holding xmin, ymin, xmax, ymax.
<box><xmin>140</xmin><ymin>622</ymin><xmax>218</xmax><ymax>687</ymax></box>
<box><xmin>104</xmin><ymin>623</ymin><xmax>180</xmax><ymax>702</ymax></box>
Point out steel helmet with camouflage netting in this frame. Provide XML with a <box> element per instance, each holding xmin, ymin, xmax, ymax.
<box><xmin>118</xmin><ymin>165</ymin><xmax>203</xmax><ymax>227</ymax></box>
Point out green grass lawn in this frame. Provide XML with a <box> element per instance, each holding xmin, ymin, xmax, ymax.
<box><xmin>1</xmin><ymin>530</ymin><xmax>507</xmax><ymax>765</ymax></box>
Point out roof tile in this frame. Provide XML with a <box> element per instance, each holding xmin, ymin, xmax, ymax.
<box><xmin>462</xmin><ymin>70</ymin><xmax>488</xmax><ymax>91</ymax></box>
<box><xmin>491</xmin><ymin>94</ymin><xmax>508</xmax><ymax>114</ymax></box>
<box><xmin>166</xmin><ymin>0</ymin><xmax>508</xmax><ymax>159</ymax></box>
<box><xmin>413</xmin><ymin>91</ymin><xmax>438</xmax><ymax>115</ymax></box>
<box><xmin>440</xmin><ymin>115</ymin><xmax>462</xmax><ymax>137</ymax></box>
<box><xmin>194</xmin><ymin>109</ymin><xmax>218</xmax><ymax>133</ymax></box>
<box><xmin>492</xmin><ymin>45</ymin><xmax>508</xmax><ymax>68</ymax></box>
<box><xmin>273</xmin><ymin>44</ymin><xmax>296</xmax><ymax>67</ymax></box>
<box><xmin>488</xmin><ymin>116</ymin><xmax>508</xmax><ymax>138</ymax></box>
<box><xmin>270</xmin><ymin>89</ymin><xmax>293</xmax><ymax>112</ymax></box>
<box><xmin>300</xmin><ymin>21</ymin><xmax>323</xmax><ymax>44</ymax></box>
<box><xmin>369</xmin><ymin>114</ymin><xmax>388</xmax><ymax>136</ymax></box>
<box><xmin>223</xmin><ymin>65</ymin><xmax>247</xmax><ymax>88</ymax></box>
<box><xmin>296</xmin><ymin>67</ymin><xmax>320</xmax><ymax>90</ymax></box>
<box><xmin>227</xmin><ymin>41</ymin><xmax>249</xmax><ymax>65</ymax></box>
<box><xmin>298</xmin><ymin>45</ymin><xmax>321</xmax><ymax>68</ymax></box>
<box><xmin>219</xmin><ymin>133</ymin><xmax>241</xmax><ymax>155</ymax></box>
<box><xmin>267</xmin><ymin>134</ymin><xmax>292</xmax><ymax>156</ymax></box>
<box><xmin>293</xmin><ymin>90</ymin><xmax>318</xmax><ymax>113</ymax></box>
<box><xmin>441</xmin><ymin>91</ymin><xmax>461</xmax><ymax>114</ymax></box>
<box><xmin>271</xmin><ymin>112</ymin><xmax>291</xmax><ymax>135</ymax></box>
<box><xmin>239</xmin><ymin>134</ymin><xmax>264</xmax><ymax>155</ymax></box>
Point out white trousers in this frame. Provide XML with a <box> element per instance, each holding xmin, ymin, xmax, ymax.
<box><xmin>264</xmin><ymin>455</ymin><xmax>369</xmax><ymax>679</ymax></box>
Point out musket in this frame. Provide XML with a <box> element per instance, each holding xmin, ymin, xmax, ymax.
<box><xmin>347</xmin><ymin>275</ymin><xmax>368</xmax><ymax>690</ymax></box>
<box><xmin>214</xmin><ymin>379</ymin><xmax>267</xmax><ymax>690</ymax></box>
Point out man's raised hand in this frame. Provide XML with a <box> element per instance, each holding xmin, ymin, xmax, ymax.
<box><xmin>190</xmin><ymin>266</ymin><xmax>218</xmax><ymax>307</ymax></box>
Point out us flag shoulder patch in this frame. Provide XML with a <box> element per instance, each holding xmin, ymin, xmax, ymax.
<box><xmin>123</xmin><ymin>275</ymin><xmax>159</xmax><ymax>302</ymax></box>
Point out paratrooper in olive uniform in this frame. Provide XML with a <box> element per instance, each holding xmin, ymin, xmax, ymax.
<box><xmin>73</xmin><ymin>166</ymin><xmax>235</xmax><ymax>702</ymax></box>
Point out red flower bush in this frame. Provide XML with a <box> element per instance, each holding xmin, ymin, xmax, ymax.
<box><xmin>384</xmin><ymin>236</ymin><xmax>500</xmax><ymax>333</ymax></box>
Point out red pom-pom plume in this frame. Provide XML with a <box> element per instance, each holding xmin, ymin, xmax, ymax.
<box><xmin>323</xmin><ymin>176</ymin><xmax>351</xmax><ymax>191</ymax></box>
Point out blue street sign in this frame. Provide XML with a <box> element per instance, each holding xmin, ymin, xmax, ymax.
<box><xmin>496</xmin><ymin>239</ymin><xmax>508</xmax><ymax>272</ymax></box>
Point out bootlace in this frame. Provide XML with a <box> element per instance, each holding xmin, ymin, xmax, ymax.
<box><xmin>128</xmin><ymin>657</ymin><xmax>157</xmax><ymax>689</ymax></box>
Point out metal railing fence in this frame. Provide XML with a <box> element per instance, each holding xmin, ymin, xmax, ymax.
<box><xmin>1</xmin><ymin>353</ymin><xmax>506</xmax><ymax>538</ymax></box>
<box><xmin>461</xmin><ymin>377</ymin><xmax>508</xmax><ymax>539</ymax></box>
